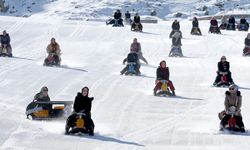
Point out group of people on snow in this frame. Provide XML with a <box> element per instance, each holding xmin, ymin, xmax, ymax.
<box><xmin>19</xmin><ymin>12</ymin><xmax>250</xmax><ymax>135</ymax></box>
<box><xmin>32</xmin><ymin>86</ymin><xmax>95</xmax><ymax>136</ymax></box>
<box><xmin>106</xmin><ymin>10</ymin><xmax>143</xmax><ymax>31</ymax></box>
<box><xmin>220</xmin><ymin>15</ymin><xmax>249</xmax><ymax>31</ymax></box>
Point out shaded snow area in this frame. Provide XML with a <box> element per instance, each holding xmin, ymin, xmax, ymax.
<box><xmin>0</xmin><ymin>0</ymin><xmax>250</xmax><ymax>19</ymax></box>
<box><xmin>0</xmin><ymin>15</ymin><xmax>250</xmax><ymax>149</ymax></box>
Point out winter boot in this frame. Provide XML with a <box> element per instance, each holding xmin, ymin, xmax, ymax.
<box><xmin>172</xmin><ymin>90</ymin><xmax>176</xmax><ymax>96</ymax></box>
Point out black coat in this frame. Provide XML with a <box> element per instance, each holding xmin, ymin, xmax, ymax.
<box><xmin>125</xmin><ymin>12</ymin><xmax>131</xmax><ymax>19</ymax></box>
<box><xmin>123</xmin><ymin>52</ymin><xmax>138</xmax><ymax>63</ymax></box>
<box><xmin>73</xmin><ymin>92</ymin><xmax>94</xmax><ymax>113</ymax></box>
<box><xmin>134</xmin><ymin>16</ymin><xmax>140</xmax><ymax>23</ymax></box>
<box><xmin>228</xmin><ymin>17</ymin><xmax>235</xmax><ymax>24</ymax></box>
<box><xmin>172</xmin><ymin>22</ymin><xmax>180</xmax><ymax>30</ymax></box>
<box><xmin>192</xmin><ymin>20</ymin><xmax>199</xmax><ymax>27</ymax></box>
<box><xmin>210</xmin><ymin>19</ymin><xmax>218</xmax><ymax>26</ymax></box>
<box><xmin>0</xmin><ymin>34</ymin><xmax>10</xmax><ymax>45</ymax></box>
<box><xmin>245</xmin><ymin>38</ymin><xmax>250</xmax><ymax>46</ymax></box>
<box><xmin>156</xmin><ymin>67</ymin><xmax>170</xmax><ymax>80</ymax></box>
<box><xmin>218</xmin><ymin>61</ymin><xmax>230</xmax><ymax>72</ymax></box>
<box><xmin>240</xmin><ymin>18</ymin><xmax>247</xmax><ymax>24</ymax></box>
<box><xmin>114</xmin><ymin>12</ymin><xmax>122</xmax><ymax>19</ymax></box>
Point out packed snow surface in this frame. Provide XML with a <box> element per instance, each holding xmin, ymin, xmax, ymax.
<box><xmin>0</xmin><ymin>14</ymin><xmax>250</xmax><ymax>149</ymax></box>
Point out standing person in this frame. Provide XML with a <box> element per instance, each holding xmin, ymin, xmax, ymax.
<box><xmin>243</xmin><ymin>33</ymin><xmax>250</xmax><ymax>56</ymax></box>
<box><xmin>213</xmin><ymin>56</ymin><xmax>234</xmax><ymax>86</ymax></box>
<box><xmin>0</xmin><ymin>30</ymin><xmax>12</xmax><ymax>57</ymax></box>
<box><xmin>153</xmin><ymin>60</ymin><xmax>176</xmax><ymax>96</ymax></box>
<box><xmin>191</xmin><ymin>17</ymin><xmax>202</xmax><ymax>35</ymax></box>
<box><xmin>130</xmin><ymin>38</ymin><xmax>148</xmax><ymax>64</ymax></box>
<box><xmin>219</xmin><ymin>84</ymin><xmax>245</xmax><ymax>132</ymax></box>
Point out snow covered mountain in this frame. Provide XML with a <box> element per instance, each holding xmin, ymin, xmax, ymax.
<box><xmin>1</xmin><ymin>0</ymin><xmax>250</xmax><ymax>19</ymax></box>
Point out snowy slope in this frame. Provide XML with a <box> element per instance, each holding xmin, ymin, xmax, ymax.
<box><xmin>0</xmin><ymin>15</ymin><xmax>250</xmax><ymax>150</ymax></box>
<box><xmin>1</xmin><ymin>0</ymin><xmax>250</xmax><ymax>19</ymax></box>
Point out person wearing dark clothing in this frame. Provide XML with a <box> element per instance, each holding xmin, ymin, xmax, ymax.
<box><xmin>191</xmin><ymin>17</ymin><xmax>202</xmax><ymax>35</ymax></box>
<box><xmin>172</xmin><ymin>20</ymin><xmax>180</xmax><ymax>30</ymax></box>
<box><xmin>227</xmin><ymin>16</ymin><xmax>236</xmax><ymax>30</ymax></box>
<box><xmin>106</xmin><ymin>10</ymin><xmax>123</xmax><ymax>26</ymax></box>
<box><xmin>169</xmin><ymin>32</ymin><xmax>183</xmax><ymax>57</ymax></box>
<box><xmin>125</xmin><ymin>11</ymin><xmax>131</xmax><ymax>19</ymax></box>
<box><xmin>131</xmin><ymin>13</ymin><xmax>143</xmax><ymax>31</ymax></box>
<box><xmin>73</xmin><ymin>87</ymin><xmax>94</xmax><ymax>117</ymax></box>
<box><xmin>153</xmin><ymin>61</ymin><xmax>175</xmax><ymax>96</ymax></box>
<box><xmin>33</xmin><ymin>86</ymin><xmax>52</xmax><ymax>110</ymax></box>
<box><xmin>240</xmin><ymin>17</ymin><xmax>246</xmax><ymax>25</ymax></box>
<box><xmin>213</xmin><ymin>56</ymin><xmax>234</xmax><ymax>85</ymax></box>
<box><xmin>209</xmin><ymin>17</ymin><xmax>221</xmax><ymax>34</ymax></box>
<box><xmin>238</xmin><ymin>17</ymin><xmax>249</xmax><ymax>31</ymax></box>
<box><xmin>121</xmin><ymin>52</ymin><xmax>140</xmax><ymax>75</ymax></box>
<box><xmin>67</xmin><ymin>87</ymin><xmax>95</xmax><ymax>136</ymax></box>
<box><xmin>0</xmin><ymin>30</ymin><xmax>12</xmax><ymax>57</ymax></box>
<box><xmin>172</xmin><ymin>32</ymin><xmax>182</xmax><ymax>47</ymax></box>
<box><xmin>243</xmin><ymin>33</ymin><xmax>250</xmax><ymax>55</ymax></box>
<box><xmin>169</xmin><ymin>20</ymin><xmax>182</xmax><ymax>38</ymax></box>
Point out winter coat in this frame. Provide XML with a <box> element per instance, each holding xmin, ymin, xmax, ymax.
<box><xmin>46</xmin><ymin>42</ymin><xmax>60</xmax><ymax>55</ymax></box>
<box><xmin>0</xmin><ymin>34</ymin><xmax>10</xmax><ymax>45</ymax></box>
<box><xmin>210</xmin><ymin>19</ymin><xmax>218</xmax><ymax>26</ymax></box>
<box><xmin>224</xmin><ymin>91</ymin><xmax>242</xmax><ymax>116</ymax></box>
<box><xmin>114</xmin><ymin>12</ymin><xmax>122</xmax><ymax>19</ymax></box>
<box><xmin>134</xmin><ymin>16</ymin><xmax>140</xmax><ymax>23</ymax></box>
<box><xmin>240</xmin><ymin>18</ymin><xmax>247</xmax><ymax>24</ymax></box>
<box><xmin>73</xmin><ymin>92</ymin><xmax>94</xmax><ymax>113</ymax></box>
<box><xmin>221</xmin><ymin>17</ymin><xmax>227</xmax><ymax>24</ymax></box>
<box><xmin>33</xmin><ymin>92</ymin><xmax>50</xmax><ymax>102</ymax></box>
<box><xmin>228</xmin><ymin>17</ymin><xmax>235</xmax><ymax>24</ymax></box>
<box><xmin>125</xmin><ymin>12</ymin><xmax>131</xmax><ymax>19</ymax></box>
<box><xmin>172</xmin><ymin>37</ymin><xmax>182</xmax><ymax>47</ymax></box>
<box><xmin>218</xmin><ymin>61</ymin><xmax>230</xmax><ymax>73</ymax></box>
<box><xmin>123</xmin><ymin>52</ymin><xmax>139</xmax><ymax>64</ymax></box>
<box><xmin>245</xmin><ymin>38</ymin><xmax>250</xmax><ymax>46</ymax></box>
<box><xmin>172</xmin><ymin>21</ymin><xmax>180</xmax><ymax>30</ymax></box>
<box><xmin>156</xmin><ymin>67</ymin><xmax>170</xmax><ymax>80</ymax></box>
<box><xmin>130</xmin><ymin>42</ymin><xmax>141</xmax><ymax>53</ymax></box>
<box><xmin>192</xmin><ymin>20</ymin><xmax>199</xmax><ymax>27</ymax></box>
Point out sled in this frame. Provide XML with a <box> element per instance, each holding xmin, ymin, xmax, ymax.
<box><xmin>125</xmin><ymin>62</ymin><xmax>138</xmax><ymax>76</ymax></box>
<box><xmin>169</xmin><ymin>46</ymin><xmax>183</xmax><ymax>57</ymax></box>
<box><xmin>26</xmin><ymin>101</ymin><xmax>73</xmax><ymax>120</ymax></box>
<box><xmin>155</xmin><ymin>80</ymin><xmax>173</xmax><ymax>97</ymax></box>
<box><xmin>65</xmin><ymin>110</ymin><xmax>94</xmax><ymax>136</ymax></box>
<box><xmin>131</xmin><ymin>23</ymin><xmax>142</xmax><ymax>32</ymax></box>
<box><xmin>220</xmin><ymin>106</ymin><xmax>245</xmax><ymax>133</ymax></box>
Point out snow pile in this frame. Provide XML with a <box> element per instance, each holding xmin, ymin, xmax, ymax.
<box><xmin>0</xmin><ymin>0</ymin><xmax>250</xmax><ymax>20</ymax></box>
